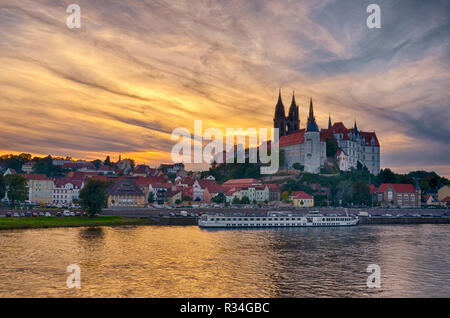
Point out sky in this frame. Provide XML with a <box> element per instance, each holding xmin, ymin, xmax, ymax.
<box><xmin>0</xmin><ymin>0</ymin><xmax>449</xmax><ymax>176</ymax></box>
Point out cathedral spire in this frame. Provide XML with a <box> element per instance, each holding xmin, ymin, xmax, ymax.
<box><xmin>274</xmin><ymin>89</ymin><xmax>287</xmax><ymax>136</ymax></box>
<box><xmin>354</xmin><ymin>120</ymin><xmax>358</xmax><ymax>135</ymax></box>
<box><xmin>328</xmin><ymin>113</ymin><xmax>332</xmax><ymax>129</ymax></box>
<box><xmin>306</xmin><ymin>98</ymin><xmax>319</xmax><ymax>132</ymax></box>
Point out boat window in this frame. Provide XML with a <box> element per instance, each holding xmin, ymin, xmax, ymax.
<box><xmin>280</xmin><ymin>218</ymin><xmax>284</xmax><ymax>220</ymax></box>
<box><xmin>250</xmin><ymin>218</ymin><xmax>254</xmax><ymax>221</ymax></box>
<box><xmin>262</xmin><ymin>218</ymin><xmax>266</xmax><ymax>221</ymax></box>
<box><xmin>273</xmin><ymin>218</ymin><xmax>278</xmax><ymax>221</ymax></box>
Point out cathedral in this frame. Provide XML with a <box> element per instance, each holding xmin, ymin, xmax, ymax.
<box><xmin>274</xmin><ymin>90</ymin><xmax>381</xmax><ymax>175</ymax></box>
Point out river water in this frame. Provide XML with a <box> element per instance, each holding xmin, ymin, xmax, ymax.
<box><xmin>0</xmin><ymin>224</ymin><xmax>449</xmax><ymax>297</ymax></box>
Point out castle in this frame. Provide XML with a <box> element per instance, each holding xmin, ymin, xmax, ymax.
<box><xmin>274</xmin><ymin>90</ymin><xmax>380</xmax><ymax>175</ymax></box>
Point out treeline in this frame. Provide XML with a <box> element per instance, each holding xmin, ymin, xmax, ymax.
<box><xmin>281</xmin><ymin>168</ymin><xmax>448</xmax><ymax>206</ymax></box>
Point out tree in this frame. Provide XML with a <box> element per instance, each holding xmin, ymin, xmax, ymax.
<box><xmin>379</xmin><ymin>168</ymin><xmax>396</xmax><ymax>183</ymax></box>
<box><xmin>4</xmin><ymin>174</ymin><xmax>28</xmax><ymax>206</ymax></box>
<box><xmin>182</xmin><ymin>195</ymin><xmax>192</xmax><ymax>202</ymax></box>
<box><xmin>175</xmin><ymin>199</ymin><xmax>181</xmax><ymax>205</ymax></box>
<box><xmin>352</xmin><ymin>180</ymin><xmax>371</xmax><ymax>205</ymax></box>
<box><xmin>79</xmin><ymin>180</ymin><xmax>110</xmax><ymax>217</ymax></box>
<box><xmin>104</xmin><ymin>156</ymin><xmax>112</xmax><ymax>166</ymax></box>
<box><xmin>232</xmin><ymin>196</ymin><xmax>241</xmax><ymax>204</ymax></box>
<box><xmin>281</xmin><ymin>191</ymin><xmax>290</xmax><ymax>202</ymax></box>
<box><xmin>336</xmin><ymin>180</ymin><xmax>353</xmax><ymax>206</ymax></box>
<box><xmin>326</xmin><ymin>139</ymin><xmax>338</xmax><ymax>157</ymax></box>
<box><xmin>292</xmin><ymin>163</ymin><xmax>304</xmax><ymax>171</ymax></box>
<box><xmin>0</xmin><ymin>174</ymin><xmax>6</xmax><ymax>200</ymax></box>
<box><xmin>91</xmin><ymin>159</ymin><xmax>102</xmax><ymax>169</ymax></box>
<box><xmin>211</xmin><ymin>192</ymin><xmax>226</xmax><ymax>204</ymax></box>
<box><xmin>148</xmin><ymin>192</ymin><xmax>155</xmax><ymax>203</ymax></box>
<box><xmin>241</xmin><ymin>196</ymin><xmax>250</xmax><ymax>204</ymax></box>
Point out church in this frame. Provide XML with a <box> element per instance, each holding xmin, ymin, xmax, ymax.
<box><xmin>274</xmin><ymin>90</ymin><xmax>381</xmax><ymax>175</ymax></box>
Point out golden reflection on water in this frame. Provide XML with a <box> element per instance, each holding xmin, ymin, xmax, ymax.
<box><xmin>0</xmin><ymin>225</ymin><xmax>449</xmax><ymax>297</ymax></box>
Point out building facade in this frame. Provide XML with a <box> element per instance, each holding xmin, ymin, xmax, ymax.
<box><xmin>274</xmin><ymin>91</ymin><xmax>380</xmax><ymax>175</ymax></box>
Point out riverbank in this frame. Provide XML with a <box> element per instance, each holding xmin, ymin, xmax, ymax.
<box><xmin>0</xmin><ymin>216</ymin><xmax>156</xmax><ymax>230</ymax></box>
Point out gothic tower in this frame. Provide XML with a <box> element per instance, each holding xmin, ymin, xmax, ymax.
<box><xmin>274</xmin><ymin>89</ymin><xmax>287</xmax><ymax>137</ymax></box>
<box><xmin>304</xmin><ymin>98</ymin><xmax>321</xmax><ymax>173</ymax></box>
<box><xmin>286</xmin><ymin>91</ymin><xmax>300</xmax><ymax>134</ymax></box>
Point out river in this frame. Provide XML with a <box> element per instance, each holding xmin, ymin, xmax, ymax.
<box><xmin>0</xmin><ymin>224</ymin><xmax>449</xmax><ymax>297</ymax></box>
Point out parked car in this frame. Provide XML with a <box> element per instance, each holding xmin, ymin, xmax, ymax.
<box><xmin>20</xmin><ymin>212</ymin><xmax>25</xmax><ymax>217</ymax></box>
<box><xmin>56</xmin><ymin>211</ymin><xmax>62</xmax><ymax>217</ymax></box>
<box><xmin>5</xmin><ymin>212</ymin><xmax>12</xmax><ymax>217</ymax></box>
<box><xmin>45</xmin><ymin>212</ymin><xmax>52</xmax><ymax>217</ymax></box>
<box><xmin>13</xmin><ymin>212</ymin><xmax>20</xmax><ymax>217</ymax></box>
<box><xmin>39</xmin><ymin>212</ymin><xmax>45</xmax><ymax>217</ymax></box>
<box><xmin>63</xmin><ymin>210</ymin><xmax>71</xmax><ymax>217</ymax></box>
<box><xmin>32</xmin><ymin>212</ymin><xmax>38</xmax><ymax>217</ymax></box>
<box><xmin>25</xmin><ymin>211</ymin><xmax>32</xmax><ymax>217</ymax></box>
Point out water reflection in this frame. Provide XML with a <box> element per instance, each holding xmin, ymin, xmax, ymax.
<box><xmin>0</xmin><ymin>225</ymin><xmax>449</xmax><ymax>297</ymax></box>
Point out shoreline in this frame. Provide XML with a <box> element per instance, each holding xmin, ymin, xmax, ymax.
<box><xmin>0</xmin><ymin>216</ymin><xmax>157</xmax><ymax>230</ymax></box>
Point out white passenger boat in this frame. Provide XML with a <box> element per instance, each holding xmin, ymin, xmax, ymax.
<box><xmin>198</xmin><ymin>211</ymin><xmax>359</xmax><ymax>228</ymax></box>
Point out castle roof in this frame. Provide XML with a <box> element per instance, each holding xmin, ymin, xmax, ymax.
<box><xmin>306</xmin><ymin>98</ymin><xmax>319</xmax><ymax>132</ymax></box>
<box><xmin>279</xmin><ymin>129</ymin><xmax>305</xmax><ymax>147</ymax></box>
<box><xmin>274</xmin><ymin>90</ymin><xmax>286</xmax><ymax>119</ymax></box>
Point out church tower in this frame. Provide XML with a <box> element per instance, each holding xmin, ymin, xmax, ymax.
<box><xmin>273</xmin><ymin>89</ymin><xmax>287</xmax><ymax>137</ymax></box>
<box><xmin>304</xmin><ymin>98</ymin><xmax>321</xmax><ymax>173</ymax></box>
<box><xmin>286</xmin><ymin>91</ymin><xmax>300</xmax><ymax>134</ymax></box>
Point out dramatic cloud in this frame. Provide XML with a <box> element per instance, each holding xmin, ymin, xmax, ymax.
<box><xmin>0</xmin><ymin>0</ymin><xmax>449</xmax><ymax>176</ymax></box>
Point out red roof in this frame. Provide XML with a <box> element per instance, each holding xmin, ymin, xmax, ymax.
<box><xmin>279</xmin><ymin>129</ymin><xmax>305</xmax><ymax>147</ymax></box>
<box><xmin>197</xmin><ymin>179</ymin><xmax>224</xmax><ymax>193</ymax></box>
<box><xmin>442</xmin><ymin>196</ymin><xmax>450</xmax><ymax>202</ymax></box>
<box><xmin>222</xmin><ymin>178</ymin><xmax>260</xmax><ymax>186</ymax></box>
<box><xmin>54</xmin><ymin>178</ymin><xmax>82</xmax><ymax>188</ymax></box>
<box><xmin>377</xmin><ymin>183</ymin><xmax>416</xmax><ymax>193</ymax></box>
<box><xmin>20</xmin><ymin>173</ymin><xmax>51</xmax><ymax>181</ymax></box>
<box><xmin>291</xmin><ymin>191</ymin><xmax>313</xmax><ymax>199</ymax></box>
<box><xmin>369</xmin><ymin>184</ymin><xmax>377</xmax><ymax>194</ymax></box>
<box><xmin>265</xmin><ymin>184</ymin><xmax>281</xmax><ymax>192</ymax></box>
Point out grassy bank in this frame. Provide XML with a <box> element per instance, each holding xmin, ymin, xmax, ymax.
<box><xmin>0</xmin><ymin>216</ymin><xmax>156</xmax><ymax>230</ymax></box>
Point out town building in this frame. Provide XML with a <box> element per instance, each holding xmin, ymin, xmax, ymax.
<box><xmin>22</xmin><ymin>174</ymin><xmax>54</xmax><ymax>205</ymax></box>
<box><xmin>437</xmin><ymin>185</ymin><xmax>450</xmax><ymax>202</ymax></box>
<box><xmin>291</xmin><ymin>191</ymin><xmax>314</xmax><ymax>207</ymax></box>
<box><xmin>106</xmin><ymin>179</ymin><xmax>146</xmax><ymax>208</ymax></box>
<box><xmin>374</xmin><ymin>183</ymin><xmax>421</xmax><ymax>208</ymax></box>
<box><xmin>52</xmin><ymin>178</ymin><xmax>83</xmax><ymax>206</ymax></box>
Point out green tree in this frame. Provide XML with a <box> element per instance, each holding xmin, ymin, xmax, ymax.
<box><xmin>175</xmin><ymin>199</ymin><xmax>181</xmax><ymax>205</ymax></box>
<box><xmin>379</xmin><ymin>168</ymin><xmax>396</xmax><ymax>183</ymax></box>
<box><xmin>4</xmin><ymin>174</ymin><xmax>28</xmax><ymax>206</ymax></box>
<box><xmin>211</xmin><ymin>192</ymin><xmax>226</xmax><ymax>204</ymax></box>
<box><xmin>148</xmin><ymin>192</ymin><xmax>155</xmax><ymax>203</ymax></box>
<box><xmin>232</xmin><ymin>196</ymin><xmax>241</xmax><ymax>204</ymax></box>
<box><xmin>182</xmin><ymin>195</ymin><xmax>192</xmax><ymax>202</ymax></box>
<box><xmin>91</xmin><ymin>159</ymin><xmax>102</xmax><ymax>169</ymax></box>
<box><xmin>336</xmin><ymin>180</ymin><xmax>353</xmax><ymax>206</ymax></box>
<box><xmin>326</xmin><ymin>139</ymin><xmax>338</xmax><ymax>157</ymax></box>
<box><xmin>0</xmin><ymin>174</ymin><xmax>6</xmax><ymax>200</ymax></box>
<box><xmin>104</xmin><ymin>156</ymin><xmax>112</xmax><ymax>166</ymax></box>
<box><xmin>79</xmin><ymin>180</ymin><xmax>110</xmax><ymax>217</ymax></box>
<box><xmin>281</xmin><ymin>191</ymin><xmax>290</xmax><ymax>202</ymax></box>
<box><xmin>352</xmin><ymin>180</ymin><xmax>371</xmax><ymax>205</ymax></box>
<box><xmin>241</xmin><ymin>196</ymin><xmax>250</xmax><ymax>204</ymax></box>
